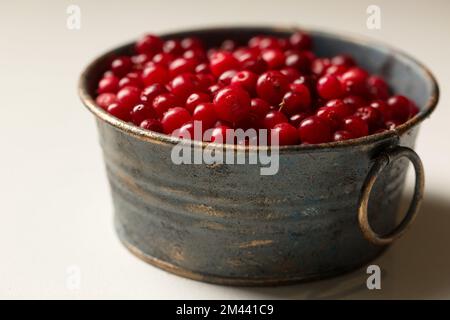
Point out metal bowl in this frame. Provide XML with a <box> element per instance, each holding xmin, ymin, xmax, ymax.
<box><xmin>79</xmin><ymin>26</ymin><xmax>439</xmax><ymax>285</ymax></box>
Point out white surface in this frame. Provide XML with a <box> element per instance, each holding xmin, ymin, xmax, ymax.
<box><xmin>1</xmin><ymin>0</ymin><xmax>450</xmax><ymax>299</ymax></box>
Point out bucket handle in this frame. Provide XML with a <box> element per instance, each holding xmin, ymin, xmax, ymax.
<box><xmin>358</xmin><ymin>146</ymin><xmax>425</xmax><ymax>246</ymax></box>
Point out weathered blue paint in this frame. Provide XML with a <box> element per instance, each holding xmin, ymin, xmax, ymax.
<box><xmin>79</xmin><ymin>27</ymin><xmax>438</xmax><ymax>285</ymax></box>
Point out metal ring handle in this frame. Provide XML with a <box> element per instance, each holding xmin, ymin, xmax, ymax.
<box><xmin>358</xmin><ymin>146</ymin><xmax>425</xmax><ymax>246</ymax></box>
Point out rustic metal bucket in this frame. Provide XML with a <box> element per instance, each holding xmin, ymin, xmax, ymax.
<box><xmin>79</xmin><ymin>27</ymin><xmax>438</xmax><ymax>286</ymax></box>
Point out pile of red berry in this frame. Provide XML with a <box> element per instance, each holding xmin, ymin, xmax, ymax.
<box><xmin>95</xmin><ymin>31</ymin><xmax>419</xmax><ymax>145</ymax></box>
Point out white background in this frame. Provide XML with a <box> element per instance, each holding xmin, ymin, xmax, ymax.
<box><xmin>1</xmin><ymin>0</ymin><xmax>449</xmax><ymax>299</ymax></box>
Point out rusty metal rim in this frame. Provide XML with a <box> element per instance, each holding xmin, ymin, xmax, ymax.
<box><xmin>79</xmin><ymin>25</ymin><xmax>439</xmax><ymax>153</ymax></box>
<box><xmin>120</xmin><ymin>237</ymin><xmax>389</xmax><ymax>287</ymax></box>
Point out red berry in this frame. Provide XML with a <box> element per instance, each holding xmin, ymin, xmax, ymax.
<box><xmin>193</xmin><ymin>103</ymin><xmax>217</xmax><ymax>129</ymax></box>
<box><xmin>218</xmin><ymin>70</ymin><xmax>238</xmax><ymax>86</ymax></box>
<box><xmin>317</xmin><ymin>75</ymin><xmax>344</xmax><ymax>100</ymax></box>
<box><xmin>333</xmin><ymin>130</ymin><xmax>354</xmax><ymax>141</ymax></box>
<box><xmin>163</xmin><ymin>39</ymin><xmax>183</xmax><ymax>55</ymax></box>
<box><xmin>181</xmin><ymin>37</ymin><xmax>203</xmax><ymax>50</ymax></box>
<box><xmin>289</xmin><ymin>31</ymin><xmax>312</xmax><ymax>50</ymax></box>
<box><xmin>367</xmin><ymin>76</ymin><xmax>390</xmax><ymax>100</ymax></box>
<box><xmin>141</xmin><ymin>65</ymin><xmax>169</xmax><ymax>86</ymax></box>
<box><xmin>262</xmin><ymin>110</ymin><xmax>288</xmax><ymax>129</ymax></box>
<box><xmin>161</xmin><ymin>107</ymin><xmax>192</xmax><ymax>134</ymax></box>
<box><xmin>111</xmin><ymin>56</ymin><xmax>132</xmax><ymax>77</ymax></box>
<box><xmin>271</xmin><ymin>123</ymin><xmax>299</xmax><ymax>145</ymax></box>
<box><xmin>213</xmin><ymin>86</ymin><xmax>251</xmax><ymax>123</ymax></box>
<box><xmin>230</xmin><ymin>71</ymin><xmax>258</xmax><ymax>94</ymax></box>
<box><xmin>135</xmin><ymin>34</ymin><xmax>163</xmax><ymax>55</ymax></box>
<box><xmin>370</xmin><ymin>100</ymin><xmax>392</xmax><ymax>121</ymax></box>
<box><xmin>209</xmin><ymin>51</ymin><xmax>239</xmax><ymax>77</ymax></box>
<box><xmin>250</xmin><ymin>98</ymin><xmax>271</xmax><ymax>119</ymax></box>
<box><xmin>96</xmin><ymin>93</ymin><xmax>116</xmax><ymax>109</ymax></box>
<box><xmin>140</xmin><ymin>83</ymin><xmax>167</xmax><ymax>106</ymax></box>
<box><xmin>119</xmin><ymin>72</ymin><xmax>143</xmax><ymax>89</ymax></box>
<box><xmin>98</xmin><ymin>76</ymin><xmax>119</xmax><ymax>94</ymax></box>
<box><xmin>152</xmin><ymin>93</ymin><xmax>180</xmax><ymax>118</ymax></box>
<box><xmin>289</xmin><ymin>113</ymin><xmax>309</xmax><ymax>127</ymax></box>
<box><xmin>130</xmin><ymin>103</ymin><xmax>155</xmax><ymax>125</ymax></box>
<box><xmin>240</xmin><ymin>56</ymin><xmax>268</xmax><ymax>74</ymax></box>
<box><xmin>107</xmin><ymin>102</ymin><xmax>131</xmax><ymax>122</ymax></box>
<box><xmin>331</xmin><ymin>54</ymin><xmax>355</xmax><ymax>68</ymax></box>
<box><xmin>185</xmin><ymin>92</ymin><xmax>210</xmax><ymax>113</ymax></box>
<box><xmin>116</xmin><ymin>86</ymin><xmax>141</xmax><ymax>109</ymax></box>
<box><xmin>152</xmin><ymin>52</ymin><xmax>174</xmax><ymax>67</ymax></box>
<box><xmin>298</xmin><ymin>116</ymin><xmax>332</xmax><ymax>144</ymax></box>
<box><xmin>355</xmin><ymin>106</ymin><xmax>383</xmax><ymax>132</ymax></box>
<box><xmin>340</xmin><ymin>116</ymin><xmax>369</xmax><ymax>138</ymax></box>
<box><xmin>168</xmin><ymin>73</ymin><xmax>200</xmax><ymax>100</ymax></box>
<box><xmin>343</xmin><ymin>95</ymin><xmax>366</xmax><ymax>111</ymax></box>
<box><xmin>140</xmin><ymin>119</ymin><xmax>163</xmax><ymax>133</ymax></box>
<box><xmin>388</xmin><ymin>95</ymin><xmax>411</xmax><ymax>123</ymax></box>
<box><xmin>340</xmin><ymin>67</ymin><xmax>369</xmax><ymax>96</ymax></box>
<box><xmin>279</xmin><ymin>67</ymin><xmax>301</xmax><ymax>82</ymax></box>
<box><xmin>256</xmin><ymin>71</ymin><xmax>290</xmax><ymax>105</ymax></box>
<box><xmin>169</xmin><ymin>57</ymin><xmax>197</xmax><ymax>77</ymax></box>
<box><xmin>209</xmin><ymin>125</ymin><xmax>231</xmax><ymax>143</ymax></box>
<box><xmin>261</xmin><ymin>49</ymin><xmax>285</xmax><ymax>69</ymax></box>
<box><xmin>285</xmin><ymin>51</ymin><xmax>310</xmax><ymax>72</ymax></box>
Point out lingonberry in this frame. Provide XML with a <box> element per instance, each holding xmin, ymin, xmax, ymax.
<box><xmin>230</xmin><ymin>71</ymin><xmax>258</xmax><ymax>94</ymax></box>
<box><xmin>193</xmin><ymin>103</ymin><xmax>218</xmax><ymax>129</ymax></box>
<box><xmin>185</xmin><ymin>92</ymin><xmax>210</xmax><ymax>113</ymax></box>
<box><xmin>116</xmin><ymin>86</ymin><xmax>141</xmax><ymax>109</ymax></box>
<box><xmin>285</xmin><ymin>51</ymin><xmax>310</xmax><ymax>73</ymax></box>
<box><xmin>331</xmin><ymin>54</ymin><xmax>355</xmax><ymax>68</ymax></box>
<box><xmin>119</xmin><ymin>72</ymin><xmax>143</xmax><ymax>89</ymax></box>
<box><xmin>312</xmin><ymin>58</ymin><xmax>331</xmax><ymax>76</ymax></box>
<box><xmin>218</xmin><ymin>70</ymin><xmax>238</xmax><ymax>86</ymax></box>
<box><xmin>279</xmin><ymin>67</ymin><xmax>301</xmax><ymax>82</ymax></box>
<box><xmin>289</xmin><ymin>31</ymin><xmax>312</xmax><ymax>50</ymax></box>
<box><xmin>343</xmin><ymin>95</ymin><xmax>366</xmax><ymax>112</ymax></box>
<box><xmin>135</xmin><ymin>34</ymin><xmax>163</xmax><ymax>55</ymax></box>
<box><xmin>221</xmin><ymin>39</ymin><xmax>237</xmax><ymax>51</ymax></box>
<box><xmin>152</xmin><ymin>52</ymin><xmax>174</xmax><ymax>67</ymax></box>
<box><xmin>141</xmin><ymin>65</ymin><xmax>169</xmax><ymax>86</ymax></box>
<box><xmin>140</xmin><ymin>83</ymin><xmax>167</xmax><ymax>106</ymax></box>
<box><xmin>333</xmin><ymin>130</ymin><xmax>354</xmax><ymax>142</ymax></box>
<box><xmin>169</xmin><ymin>57</ymin><xmax>197</xmax><ymax>77</ymax></box>
<box><xmin>111</xmin><ymin>56</ymin><xmax>132</xmax><ymax>77</ymax></box>
<box><xmin>163</xmin><ymin>39</ymin><xmax>183</xmax><ymax>55</ymax></box>
<box><xmin>249</xmin><ymin>98</ymin><xmax>271</xmax><ymax>124</ymax></box>
<box><xmin>240</xmin><ymin>56</ymin><xmax>268</xmax><ymax>74</ymax></box>
<box><xmin>97</xmin><ymin>76</ymin><xmax>119</xmax><ymax>94</ymax></box>
<box><xmin>152</xmin><ymin>93</ymin><xmax>180</xmax><ymax>118</ymax></box>
<box><xmin>209</xmin><ymin>51</ymin><xmax>239</xmax><ymax>77</ymax></box>
<box><xmin>316</xmin><ymin>74</ymin><xmax>344</xmax><ymax>100</ymax></box>
<box><xmin>161</xmin><ymin>107</ymin><xmax>192</xmax><ymax>134</ymax></box>
<box><xmin>107</xmin><ymin>102</ymin><xmax>131</xmax><ymax>122</ymax></box>
<box><xmin>130</xmin><ymin>103</ymin><xmax>156</xmax><ymax>125</ymax></box>
<box><xmin>96</xmin><ymin>93</ymin><xmax>116</xmax><ymax>110</ymax></box>
<box><xmin>298</xmin><ymin>116</ymin><xmax>332</xmax><ymax>144</ymax></box>
<box><xmin>262</xmin><ymin>111</ymin><xmax>288</xmax><ymax>129</ymax></box>
<box><xmin>140</xmin><ymin>118</ymin><xmax>163</xmax><ymax>133</ymax></box>
<box><xmin>181</xmin><ymin>37</ymin><xmax>203</xmax><ymax>51</ymax></box>
<box><xmin>281</xmin><ymin>91</ymin><xmax>311</xmax><ymax>116</ymax></box>
<box><xmin>370</xmin><ymin>100</ymin><xmax>392</xmax><ymax>121</ymax></box>
<box><xmin>256</xmin><ymin>71</ymin><xmax>290</xmax><ymax>105</ymax></box>
<box><xmin>183</xmin><ymin>48</ymin><xmax>207</xmax><ymax>62</ymax></box>
<box><xmin>367</xmin><ymin>76</ymin><xmax>390</xmax><ymax>100</ymax></box>
<box><xmin>271</xmin><ymin>123</ymin><xmax>299</xmax><ymax>145</ymax></box>
<box><xmin>388</xmin><ymin>95</ymin><xmax>412</xmax><ymax>123</ymax></box>
<box><xmin>340</xmin><ymin>116</ymin><xmax>369</xmax><ymax>138</ymax></box>
<box><xmin>213</xmin><ymin>86</ymin><xmax>251</xmax><ymax>123</ymax></box>
<box><xmin>261</xmin><ymin>48</ymin><xmax>285</xmax><ymax>69</ymax></box>
<box><xmin>289</xmin><ymin>113</ymin><xmax>309</xmax><ymax>127</ymax></box>
<box><xmin>196</xmin><ymin>73</ymin><xmax>215</xmax><ymax>91</ymax></box>
<box><xmin>354</xmin><ymin>106</ymin><xmax>383</xmax><ymax>132</ymax></box>
<box><xmin>340</xmin><ymin>67</ymin><xmax>369</xmax><ymax>96</ymax></box>
<box><xmin>168</xmin><ymin>73</ymin><xmax>200</xmax><ymax>100</ymax></box>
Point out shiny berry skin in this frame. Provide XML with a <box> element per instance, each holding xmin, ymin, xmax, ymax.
<box><xmin>367</xmin><ymin>76</ymin><xmax>390</xmax><ymax>100</ymax></box>
<box><xmin>141</xmin><ymin>65</ymin><xmax>169</xmax><ymax>86</ymax></box>
<box><xmin>316</xmin><ymin>106</ymin><xmax>343</xmax><ymax>131</ymax></box>
<box><xmin>230</xmin><ymin>71</ymin><xmax>258</xmax><ymax>94</ymax></box>
<box><xmin>256</xmin><ymin>71</ymin><xmax>290</xmax><ymax>105</ymax></box>
<box><xmin>172</xmin><ymin>121</ymin><xmax>196</xmax><ymax>139</ymax></box>
<box><xmin>213</xmin><ymin>86</ymin><xmax>251</xmax><ymax>123</ymax></box>
<box><xmin>289</xmin><ymin>113</ymin><xmax>309</xmax><ymax>127</ymax></box>
<box><xmin>209</xmin><ymin>51</ymin><xmax>239</xmax><ymax>77</ymax></box>
<box><xmin>163</xmin><ymin>39</ymin><xmax>183</xmax><ymax>55</ymax></box>
<box><xmin>331</xmin><ymin>54</ymin><xmax>355</xmax><ymax>68</ymax></box>
<box><xmin>152</xmin><ymin>93</ymin><xmax>180</xmax><ymax>118</ymax></box>
<box><xmin>262</xmin><ymin>111</ymin><xmax>288</xmax><ymax>129</ymax></box>
<box><xmin>111</xmin><ymin>56</ymin><xmax>132</xmax><ymax>77</ymax></box>
<box><xmin>168</xmin><ymin>73</ymin><xmax>200</xmax><ymax>100</ymax></box>
<box><xmin>250</xmin><ymin>98</ymin><xmax>271</xmax><ymax>119</ymax></box>
<box><xmin>340</xmin><ymin>116</ymin><xmax>369</xmax><ymax>138</ymax></box>
<box><xmin>96</xmin><ymin>93</ymin><xmax>116</xmax><ymax>109</ymax></box>
<box><xmin>240</xmin><ymin>56</ymin><xmax>268</xmax><ymax>74</ymax></box>
<box><xmin>355</xmin><ymin>106</ymin><xmax>383</xmax><ymax>132</ymax></box>
<box><xmin>285</xmin><ymin>51</ymin><xmax>310</xmax><ymax>72</ymax></box>
<box><xmin>140</xmin><ymin>83</ymin><xmax>167</xmax><ymax>106</ymax></box>
<box><xmin>193</xmin><ymin>103</ymin><xmax>217</xmax><ymax>129</ymax></box>
<box><xmin>116</xmin><ymin>86</ymin><xmax>141</xmax><ymax>109</ymax></box>
<box><xmin>279</xmin><ymin>67</ymin><xmax>301</xmax><ymax>82</ymax></box>
<box><xmin>340</xmin><ymin>67</ymin><xmax>369</xmax><ymax>96</ymax></box>
<box><xmin>130</xmin><ymin>104</ymin><xmax>155</xmax><ymax>125</ymax></box>
<box><xmin>370</xmin><ymin>100</ymin><xmax>392</xmax><ymax>121</ymax></box>
<box><xmin>181</xmin><ymin>37</ymin><xmax>203</xmax><ymax>50</ymax></box>
<box><xmin>317</xmin><ymin>75</ymin><xmax>344</xmax><ymax>100</ymax></box>
<box><xmin>152</xmin><ymin>52</ymin><xmax>174</xmax><ymax>67</ymax></box>
<box><xmin>140</xmin><ymin>119</ymin><xmax>163</xmax><ymax>133</ymax></box>
<box><xmin>169</xmin><ymin>57</ymin><xmax>197</xmax><ymax>77</ymax></box>
<box><xmin>298</xmin><ymin>116</ymin><xmax>332</xmax><ymax>144</ymax></box>
<box><xmin>218</xmin><ymin>70</ymin><xmax>238</xmax><ymax>86</ymax></box>
<box><xmin>261</xmin><ymin>49</ymin><xmax>285</xmax><ymax>69</ymax></box>
<box><xmin>333</xmin><ymin>130</ymin><xmax>354</xmax><ymax>141</ymax></box>
<box><xmin>289</xmin><ymin>31</ymin><xmax>312</xmax><ymax>50</ymax></box>
<box><xmin>119</xmin><ymin>72</ymin><xmax>143</xmax><ymax>89</ymax></box>
<box><xmin>343</xmin><ymin>95</ymin><xmax>366</xmax><ymax>112</ymax></box>
<box><xmin>107</xmin><ymin>102</ymin><xmax>131</xmax><ymax>122</ymax></box>
<box><xmin>312</xmin><ymin>58</ymin><xmax>331</xmax><ymax>76</ymax></box>
<box><xmin>97</xmin><ymin>76</ymin><xmax>119</xmax><ymax>93</ymax></box>
<box><xmin>388</xmin><ymin>95</ymin><xmax>411</xmax><ymax>122</ymax></box>
<box><xmin>135</xmin><ymin>34</ymin><xmax>163</xmax><ymax>55</ymax></box>
<box><xmin>161</xmin><ymin>107</ymin><xmax>192</xmax><ymax>134</ymax></box>
<box><xmin>185</xmin><ymin>92</ymin><xmax>210</xmax><ymax>113</ymax></box>
<box><xmin>271</xmin><ymin>123</ymin><xmax>299</xmax><ymax>145</ymax></box>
